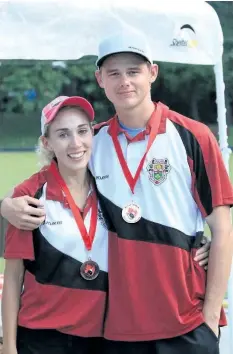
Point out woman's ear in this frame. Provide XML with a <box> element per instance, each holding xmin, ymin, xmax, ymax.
<box><xmin>41</xmin><ymin>136</ymin><xmax>53</xmax><ymax>152</ymax></box>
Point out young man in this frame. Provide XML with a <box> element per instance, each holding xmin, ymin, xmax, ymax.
<box><xmin>1</xmin><ymin>28</ymin><xmax>233</xmax><ymax>353</ymax></box>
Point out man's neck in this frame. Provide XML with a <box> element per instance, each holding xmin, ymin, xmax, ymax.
<box><xmin>116</xmin><ymin>100</ymin><xmax>155</xmax><ymax>129</ymax></box>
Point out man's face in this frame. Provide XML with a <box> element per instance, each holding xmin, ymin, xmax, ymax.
<box><xmin>95</xmin><ymin>53</ymin><xmax>158</xmax><ymax>111</ymax></box>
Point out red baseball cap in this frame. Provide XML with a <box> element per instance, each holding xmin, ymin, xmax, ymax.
<box><xmin>41</xmin><ymin>96</ymin><xmax>94</xmax><ymax>134</ymax></box>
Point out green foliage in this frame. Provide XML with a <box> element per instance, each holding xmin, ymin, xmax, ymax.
<box><xmin>0</xmin><ymin>2</ymin><xmax>232</xmax><ymax>127</ymax></box>
<box><xmin>0</xmin><ymin>61</ymin><xmax>71</xmax><ymax>112</ymax></box>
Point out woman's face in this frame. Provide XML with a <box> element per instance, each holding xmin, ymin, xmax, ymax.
<box><xmin>43</xmin><ymin>107</ymin><xmax>93</xmax><ymax>175</ymax></box>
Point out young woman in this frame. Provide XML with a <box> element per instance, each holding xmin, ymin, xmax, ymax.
<box><xmin>2</xmin><ymin>96</ymin><xmax>108</xmax><ymax>354</ymax></box>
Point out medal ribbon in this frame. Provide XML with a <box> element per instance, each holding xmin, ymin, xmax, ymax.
<box><xmin>111</xmin><ymin>105</ymin><xmax>163</xmax><ymax>194</ymax></box>
<box><xmin>50</xmin><ymin>163</ymin><xmax>98</xmax><ymax>251</ymax></box>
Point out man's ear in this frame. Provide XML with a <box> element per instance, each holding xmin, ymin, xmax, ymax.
<box><xmin>95</xmin><ymin>70</ymin><xmax>104</xmax><ymax>88</ymax></box>
<box><xmin>150</xmin><ymin>64</ymin><xmax>159</xmax><ymax>83</ymax></box>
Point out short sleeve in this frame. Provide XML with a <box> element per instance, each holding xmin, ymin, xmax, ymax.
<box><xmin>4</xmin><ymin>172</ymin><xmax>44</xmax><ymax>260</ymax></box>
<box><xmin>193</xmin><ymin>127</ymin><xmax>233</xmax><ymax>217</ymax></box>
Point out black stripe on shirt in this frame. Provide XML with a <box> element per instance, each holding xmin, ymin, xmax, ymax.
<box><xmin>24</xmin><ymin>186</ymin><xmax>108</xmax><ymax>292</ymax></box>
<box><xmin>98</xmin><ymin>192</ymin><xmax>203</xmax><ymax>251</ymax></box>
<box><xmin>172</xmin><ymin>122</ymin><xmax>212</xmax><ymax>215</ymax></box>
<box><xmin>24</xmin><ymin>229</ymin><xmax>108</xmax><ymax>292</ymax></box>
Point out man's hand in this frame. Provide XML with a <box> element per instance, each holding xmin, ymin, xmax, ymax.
<box><xmin>1</xmin><ymin>196</ymin><xmax>46</xmax><ymax>230</ymax></box>
<box><xmin>194</xmin><ymin>236</ymin><xmax>210</xmax><ymax>270</ymax></box>
<box><xmin>2</xmin><ymin>344</ymin><xmax>18</xmax><ymax>354</ymax></box>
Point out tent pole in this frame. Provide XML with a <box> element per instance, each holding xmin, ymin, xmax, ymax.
<box><xmin>214</xmin><ymin>61</ymin><xmax>231</xmax><ymax>168</ymax></box>
<box><xmin>214</xmin><ymin>60</ymin><xmax>233</xmax><ymax>353</ymax></box>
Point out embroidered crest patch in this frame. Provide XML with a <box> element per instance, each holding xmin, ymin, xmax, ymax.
<box><xmin>146</xmin><ymin>158</ymin><xmax>171</xmax><ymax>186</ymax></box>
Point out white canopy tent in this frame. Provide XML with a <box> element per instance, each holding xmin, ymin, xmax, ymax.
<box><xmin>0</xmin><ymin>0</ymin><xmax>232</xmax><ymax>351</ymax></box>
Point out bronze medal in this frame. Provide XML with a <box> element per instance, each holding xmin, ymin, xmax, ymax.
<box><xmin>80</xmin><ymin>259</ymin><xmax>100</xmax><ymax>280</ymax></box>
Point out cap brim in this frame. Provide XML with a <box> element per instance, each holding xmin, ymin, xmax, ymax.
<box><xmin>47</xmin><ymin>96</ymin><xmax>95</xmax><ymax>124</ymax></box>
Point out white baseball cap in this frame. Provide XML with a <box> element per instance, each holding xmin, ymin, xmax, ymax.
<box><xmin>41</xmin><ymin>96</ymin><xmax>94</xmax><ymax>135</ymax></box>
<box><xmin>96</xmin><ymin>27</ymin><xmax>153</xmax><ymax>67</ymax></box>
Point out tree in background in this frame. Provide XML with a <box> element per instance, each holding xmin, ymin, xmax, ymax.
<box><xmin>0</xmin><ymin>1</ymin><xmax>232</xmax><ymax>148</ymax></box>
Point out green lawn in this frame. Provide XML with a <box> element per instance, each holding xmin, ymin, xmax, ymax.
<box><xmin>0</xmin><ymin>151</ymin><xmax>232</xmax><ymax>199</ymax></box>
<box><xmin>0</xmin><ymin>152</ymin><xmax>38</xmax><ymax>199</ymax></box>
<box><xmin>0</xmin><ymin>152</ymin><xmax>39</xmax><ymax>274</ymax></box>
<box><xmin>0</xmin><ymin>258</ymin><xmax>4</xmax><ymax>273</ymax></box>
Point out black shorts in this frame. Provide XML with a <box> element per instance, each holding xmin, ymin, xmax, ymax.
<box><xmin>103</xmin><ymin>323</ymin><xmax>220</xmax><ymax>354</ymax></box>
<box><xmin>17</xmin><ymin>326</ymin><xmax>105</xmax><ymax>354</ymax></box>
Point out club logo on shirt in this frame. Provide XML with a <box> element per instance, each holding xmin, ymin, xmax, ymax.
<box><xmin>146</xmin><ymin>158</ymin><xmax>171</xmax><ymax>186</ymax></box>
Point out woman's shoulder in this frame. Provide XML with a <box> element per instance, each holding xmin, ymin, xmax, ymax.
<box><xmin>12</xmin><ymin>166</ymin><xmax>48</xmax><ymax>198</ymax></box>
